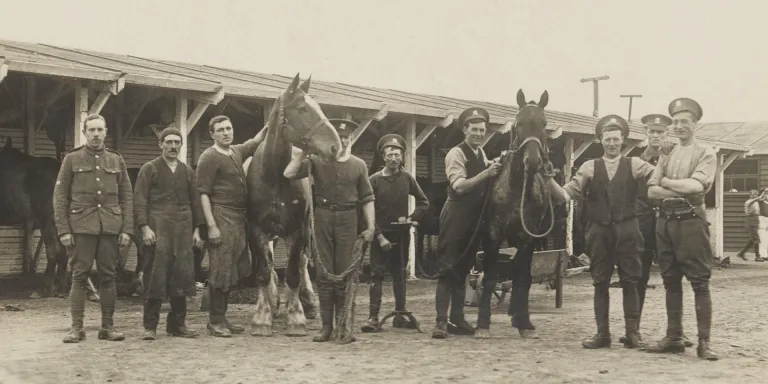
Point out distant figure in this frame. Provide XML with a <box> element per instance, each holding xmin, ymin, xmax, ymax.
<box><xmin>756</xmin><ymin>189</ymin><xmax>768</xmax><ymax>263</ymax></box>
<box><xmin>736</xmin><ymin>189</ymin><xmax>762</xmax><ymax>261</ymax></box>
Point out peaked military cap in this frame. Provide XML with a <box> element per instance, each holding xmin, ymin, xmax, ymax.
<box><xmin>595</xmin><ymin>114</ymin><xmax>630</xmax><ymax>139</ymax></box>
<box><xmin>377</xmin><ymin>134</ymin><xmax>406</xmax><ymax>154</ymax></box>
<box><xmin>458</xmin><ymin>107</ymin><xmax>490</xmax><ymax>128</ymax></box>
<box><xmin>328</xmin><ymin>118</ymin><xmax>358</xmax><ymax>137</ymax></box>
<box><xmin>668</xmin><ymin>98</ymin><xmax>703</xmax><ymax>121</ymax></box>
<box><xmin>641</xmin><ymin>114</ymin><xmax>673</xmax><ymax>128</ymax></box>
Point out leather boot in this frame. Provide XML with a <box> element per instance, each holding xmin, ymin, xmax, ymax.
<box><xmin>64</xmin><ymin>279</ymin><xmax>87</xmax><ymax>344</ymax></box>
<box><xmin>433</xmin><ymin>275</ymin><xmax>451</xmax><ymax>339</ymax></box>
<box><xmin>431</xmin><ymin>320</ymin><xmax>449</xmax><ymax>339</ymax></box>
<box><xmin>647</xmin><ymin>284</ymin><xmax>685</xmax><ymax>354</ymax></box>
<box><xmin>207</xmin><ymin>287</ymin><xmax>231</xmax><ymax>338</ymax></box>
<box><xmin>167</xmin><ymin>296</ymin><xmax>198</xmax><ymax>338</ymax></box>
<box><xmin>63</xmin><ymin>328</ymin><xmax>86</xmax><ymax>343</ymax></box>
<box><xmin>221</xmin><ymin>290</ymin><xmax>244</xmax><ymax>334</ymax></box>
<box><xmin>622</xmin><ymin>282</ymin><xmax>645</xmax><ymax>348</ymax></box>
<box><xmin>697</xmin><ymin>338</ymin><xmax>719</xmax><ymax>361</ymax></box>
<box><xmin>313</xmin><ymin>286</ymin><xmax>334</xmax><ymax>342</ymax></box>
<box><xmin>693</xmin><ymin>282</ymin><xmax>717</xmax><ymax>360</ymax></box>
<box><xmin>334</xmin><ymin>288</ymin><xmax>355</xmax><ymax>343</ymax></box>
<box><xmin>583</xmin><ymin>284</ymin><xmax>610</xmax><ymax>349</ymax></box>
<box><xmin>362</xmin><ymin>278</ymin><xmax>382</xmax><ymax>333</ymax></box>
<box><xmin>448</xmin><ymin>276</ymin><xmax>474</xmax><ymax>335</ymax></box>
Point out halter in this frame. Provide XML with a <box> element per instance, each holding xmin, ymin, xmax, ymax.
<box><xmin>275</xmin><ymin>95</ymin><xmax>332</xmax><ymax>151</ymax></box>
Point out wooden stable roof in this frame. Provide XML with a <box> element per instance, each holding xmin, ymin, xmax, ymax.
<box><xmin>695</xmin><ymin>122</ymin><xmax>768</xmax><ymax>154</ymax></box>
<box><xmin>0</xmin><ymin>38</ymin><xmax>749</xmax><ymax>153</ymax></box>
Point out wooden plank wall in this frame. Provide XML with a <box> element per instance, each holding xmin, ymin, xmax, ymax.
<box><xmin>723</xmin><ymin>193</ymin><xmax>749</xmax><ymax>252</ymax></box>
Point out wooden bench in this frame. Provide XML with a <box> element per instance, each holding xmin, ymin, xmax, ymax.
<box><xmin>472</xmin><ymin>248</ymin><xmax>568</xmax><ymax>308</ymax></box>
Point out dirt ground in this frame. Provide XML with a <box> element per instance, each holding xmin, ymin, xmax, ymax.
<box><xmin>1</xmin><ymin>253</ymin><xmax>767</xmax><ymax>384</ymax></box>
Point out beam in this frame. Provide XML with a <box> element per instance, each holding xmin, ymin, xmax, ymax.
<box><xmin>481</xmin><ymin>130</ymin><xmax>498</xmax><ymax>147</ymax></box>
<box><xmin>564</xmin><ymin>137</ymin><xmax>575</xmax><ymax>256</ymax></box>
<box><xmin>573</xmin><ymin>140</ymin><xmax>593</xmax><ymax>160</ymax></box>
<box><xmin>5</xmin><ymin>59</ymin><xmax>123</xmax><ymax>82</ymax></box>
<box><xmin>229</xmin><ymin>99</ymin><xmax>258</xmax><ymax>116</ymax></box>
<box><xmin>718</xmin><ymin>151</ymin><xmax>740</xmax><ymax>172</ymax></box>
<box><xmin>73</xmin><ymin>83</ymin><xmax>88</xmax><ymax>148</ymax></box>
<box><xmin>405</xmin><ymin>118</ymin><xmax>417</xmax><ymax>280</ymax></box>
<box><xmin>186</xmin><ymin>87</ymin><xmax>225</xmax><ymax>105</ymax></box>
<box><xmin>87</xmin><ymin>91</ymin><xmax>111</xmax><ymax>115</ymax></box>
<box><xmin>175</xmin><ymin>92</ymin><xmax>189</xmax><ymax>164</ymax></box>
<box><xmin>349</xmin><ymin>106</ymin><xmax>388</xmax><ymax>145</ymax></box>
<box><xmin>621</xmin><ymin>144</ymin><xmax>636</xmax><ymax>156</ymax></box>
<box><xmin>186</xmin><ymin>101</ymin><xmax>211</xmax><ymax>132</ymax></box>
<box><xmin>0</xmin><ymin>60</ymin><xmax>7</xmax><ymax>84</ymax></box>
<box><xmin>415</xmin><ymin>125</ymin><xmax>438</xmax><ymax>149</ymax></box>
<box><xmin>123</xmin><ymin>89</ymin><xmax>155</xmax><ymax>138</ymax></box>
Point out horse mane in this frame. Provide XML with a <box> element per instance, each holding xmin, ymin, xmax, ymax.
<box><xmin>261</xmin><ymin>94</ymin><xmax>293</xmax><ymax>182</ymax></box>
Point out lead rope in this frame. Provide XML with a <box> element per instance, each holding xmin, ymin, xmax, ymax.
<box><xmin>305</xmin><ymin>158</ymin><xmax>365</xmax><ymax>343</ymax></box>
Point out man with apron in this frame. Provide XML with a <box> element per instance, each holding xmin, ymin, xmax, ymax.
<box><xmin>53</xmin><ymin>114</ymin><xmax>134</xmax><ymax>343</ymax></box>
<box><xmin>646</xmin><ymin>98</ymin><xmax>718</xmax><ymax>360</ymax></box>
<box><xmin>283</xmin><ymin>119</ymin><xmax>376</xmax><ymax>343</ymax></box>
<box><xmin>196</xmin><ymin>115</ymin><xmax>267</xmax><ymax>337</ymax></box>
<box><xmin>134</xmin><ymin>127</ymin><xmax>205</xmax><ymax>340</ymax></box>
<box><xmin>361</xmin><ymin>134</ymin><xmax>429</xmax><ymax>332</ymax></box>
<box><xmin>547</xmin><ymin>115</ymin><xmax>656</xmax><ymax>349</ymax></box>
<box><xmin>431</xmin><ymin>107</ymin><xmax>502</xmax><ymax>339</ymax></box>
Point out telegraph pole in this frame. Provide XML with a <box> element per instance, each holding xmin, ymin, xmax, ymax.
<box><xmin>580</xmin><ymin>75</ymin><xmax>609</xmax><ymax>117</ymax></box>
<box><xmin>620</xmin><ymin>94</ymin><xmax>643</xmax><ymax>123</ymax></box>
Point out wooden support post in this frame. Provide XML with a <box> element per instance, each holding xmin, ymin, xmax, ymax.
<box><xmin>405</xmin><ymin>118</ymin><xmax>418</xmax><ymax>280</ymax></box>
<box><xmin>621</xmin><ymin>144</ymin><xmax>636</xmax><ymax>156</ymax></box>
<box><xmin>114</xmin><ymin>91</ymin><xmax>124</xmax><ymax>150</ymax></box>
<box><xmin>73</xmin><ymin>82</ymin><xmax>88</xmax><ymax>148</ymax></box>
<box><xmin>23</xmin><ymin>76</ymin><xmax>36</xmax><ymax>275</ymax></box>
<box><xmin>88</xmin><ymin>92</ymin><xmax>111</xmax><ymax>115</ymax></box>
<box><xmin>0</xmin><ymin>60</ymin><xmax>8</xmax><ymax>84</ymax></box>
<box><xmin>175</xmin><ymin>92</ymin><xmax>189</xmax><ymax>164</ymax></box>
<box><xmin>349</xmin><ymin>106</ymin><xmax>387</xmax><ymax>145</ymax></box>
<box><xmin>573</xmin><ymin>140</ymin><xmax>593</xmax><ymax>160</ymax></box>
<box><xmin>715</xmin><ymin>151</ymin><xmax>742</xmax><ymax>258</ymax></box>
<box><xmin>564</xmin><ymin>137</ymin><xmax>575</xmax><ymax>256</ymax></box>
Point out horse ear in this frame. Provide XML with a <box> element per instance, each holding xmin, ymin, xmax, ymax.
<box><xmin>516</xmin><ymin>89</ymin><xmax>526</xmax><ymax>108</ymax></box>
<box><xmin>299</xmin><ymin>75</ymin><xmax>312</xmax><ymax>93</ymax></box>
<box><xmin>538</xmin><ymin>91</ymin><xmax>549</xmax><ymax>109</ymax></box>
<box><xmin>288</xmin><ymin>73</ymin><xmax>301</xmax><ymax>94</ymax></box>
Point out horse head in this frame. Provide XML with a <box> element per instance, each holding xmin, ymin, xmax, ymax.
<box><xmin>278</xmin><ymin>73</ymin><xmax>341</xmax><ymax>162</ymax></box>
<box><xmin>512</xmin><ymin>89</ymin><xmax>549</xmax><ymax>173</ymax></box>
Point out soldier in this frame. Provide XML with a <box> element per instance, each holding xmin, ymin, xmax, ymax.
<box><xmin>646</xmin><ymin>98</ymin><xmax>719</xmax><ymax>360</ymax></box>
<box><xmin>431</xmin><ymin>107</ymin><xmax>502</xmax><ymax>339</ymax></box>
<box><xmin>546</xmin><ymin>115</ymin><xmax>656</xmax><ymax>349</ymax></box>
<box><xmin>196</xmin><ymin>115</ymin><xmax>267</xmax><ymax>337</ymax></box>
<box><xmin>53</xmin><ymin>114</ymin><xmax>134</xmax><ymax>343</ymax></box>
<box><xmin>134</xmin><ymin>127</ymin><xmax>205</xmax><ymax>340</ymax></box>
<box><xmin>283</xmin><ymin>118</ymin><xmax>376</xmax><ymax>343</ymax></box>
<box><xmin>361</xmin><ymin>134</ymin><xmax>429</xmax><ymax>333</ymax></box>
<box><xmin>735</xmin><ymin>189</ymin><xmax>761</xmax><ymax>261</ymax></box>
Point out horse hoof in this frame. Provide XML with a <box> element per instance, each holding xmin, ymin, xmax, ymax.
<box><xmin>284</xmin><ymin>325</ymin><xmax>307</xmax><ymax>337</ymax></box>
<box><xmin>474</xmin><ymin>329</ymin><xmax>492</xmax><ymax>339</ymax></box>
<box><xmin>249</xmin><ymin>324</ymin><xmax>274</xmax><ymax>337</ymax></box>
<box><xmin>519</xmin><ymin>329</ymin><xmax>540</xmax><ymax>339</ymax></box>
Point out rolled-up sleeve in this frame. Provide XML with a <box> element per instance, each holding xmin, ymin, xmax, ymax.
<box><xmin>648</xmin><ymin>156</ymin><xmax>666</xmax><ymax>187</ymax></box>
<box><xmin>562</xmin><ymin>160</ymin><xmax>594</xmax><ymax>201</ymax></box>
<box><xmin>357</xmin><ymin>160</ymin><xmax>375</xmax><ymax>204</ymax></box>
<box><xmin>232</xmin><ymin>138</ymin><xmax>260</xmax><ymax>161</ymax></box>
<box><xmin>196</xmin><ymin>151</ymin><xmax>218</xmax><ymax>196</ymax></box>
<box><xmin>631</xmin><ymin>157</ymin><xmax>656</xmax><ymax>182</ymax></box>
<box><xmin>445</xmin><ymin>148</ymin><xmax>467</xmax><ymax>190</ymax></box>
<box><xmin>691</xmin><ymin>146</ymin><xmax>717</xmax><ymax>192</ymax></box>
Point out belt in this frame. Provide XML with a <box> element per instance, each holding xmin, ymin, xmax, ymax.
<box><xmin>658</xmin><ymin>210</ymin><xmax>699</xmax><ymax>221</ymax></box>
<box><xmin>591</xmin><ymin>215</ymin><xmax>636</xmax><ymax>226</ymax></box>
<box><xmin>315</xmin><ymin>201</ymin><xmax>357</xmax><ymax>211</ymax></box>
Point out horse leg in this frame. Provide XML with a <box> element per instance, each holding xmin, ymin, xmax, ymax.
<box><xmin>249</xmin><ymin>227</ymin><xmax>276</xmax><ymax>337</ymax></box>
<box><xmin>282</xmin><ymin>232</ymin><xmax>308</xmax><ymax>336</ymax></box>
<box><xmin>296</xmin><ymin>226</ymin><xmax>317</xmax><ymax>319</ymax></box>
<box><xmin>39</xmin><ymin>224</ymin><xmax>64</xmax><ymax>297</ymax></box>
<box><xmin>475</xmin><ymin>225</ymin><xmax>504</xmax><ymax>339</ymax></box>
<box><xmin>510</xmin><ymin>241</ymin><xmax>538</xmax><ymax>338</ymax></box>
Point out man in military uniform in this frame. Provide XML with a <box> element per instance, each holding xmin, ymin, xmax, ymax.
<box><xmin>547</xmin><ymin>115</ymin><xmax>656</xmax><ymax>349</ymax></box>
<box><xmin>646</xmin><ymin>98</ymin><xmax>719</xmax><ymax>360</ymax></box>
<box><xmin>53</xmin><ymin>114</ymin><xmax>134</xmax><ymax>343</ymax></box>
<box><xmin>431</xmin><ymin>107</ymin><xmax>501</xmax><ymax>339</ymax></box>
<box><xmin>134</xmin><ymin>127</ymin><xmax>205</xmax><ymax>340</ymax></box>
<box><xmin>196</xmin><ymin>115</ymin><xmax>267</xmax><ymax>337</ymax></box>
<box><xmin>361</xmin><ymin>134</ymin><xmax>429</xmax><ymax>333</ymax></box>
<box><xmin>284</xmin><ymin>118</ymin><xmax>376</xmax><ymax>343</ymax></box>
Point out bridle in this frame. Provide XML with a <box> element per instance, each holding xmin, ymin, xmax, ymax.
<box><xmin>275</xmin><ymin>95</ymin><xmax>332</xmax><ymax>151</ymax></box>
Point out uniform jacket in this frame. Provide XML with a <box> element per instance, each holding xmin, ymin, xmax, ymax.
<box><xmin>53</xmin><ymin>145</ymin><xmax>134</xmax><ymax>236</ymax></box>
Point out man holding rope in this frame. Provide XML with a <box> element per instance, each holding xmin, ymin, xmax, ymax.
<box><xmin>645</xmin><ymin>98</ymin><xmax>718</xmax><ymax>361</ymax></box>
<box><xmin>431</xmin><ymin>107</ymin><xmax>501</xmax><ymax>339</ymax></box>
<box><xmin>284</xmin><ymin>118</ymin><xmax>375</xmax><ymax>343</ymax></box>
<box><xmin>547</xmin><ymin>115</ymin><xmax>656</xmax><ymax>350</ymax></box>
<box><xmin>361</xmin><ymin>134</ymin><xmax>429</xmax><ymax>333</ymax></box>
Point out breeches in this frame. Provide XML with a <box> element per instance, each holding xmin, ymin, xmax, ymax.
<box><xmin>68</xmin><ymin>234</ymin><xmax>118</xmax><ymax>285</ymax></box>
<box><xmin>656</xmin><ymin>216</ymin><xmax>713</xmax><ymax>285</ymax></box>
<box><xmin>585</xmin><ymin>219</ymin><xmax>643</xmax><ymax>285</ymax></box>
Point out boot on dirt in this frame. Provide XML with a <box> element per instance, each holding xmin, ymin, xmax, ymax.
<box><xmin>431</xmin><ymin>320</ymin><xmax>449</xmax><ymax>339</ymax></box>
<box><xmin>62</xmin><ymin>328</ymin><xmax>86</xmax><ymax>344</ymax></box>
<box><xmin>334</xmin><ymin>290</ymin><xmax>356</xmax><ymax>343</ymax></box>
<box><xmin>167</xmin><ymin>296</ymin><xmax>199</xmax><ymax>338</ymax></box>
<box><xmin>622</xmin><ymin>318</ymin><xmax>645</xmax><ymax>349</ymax></box>
<box><xmin>392</xmin><ymin>314</ymin><xmax>416</xmax><ymax>329</ymax></box>
<box><xmin>582</xmin><ymin>333</ymin><xmax>611</xmax><ymax>349</ymax></box>
<box><xmin>646</xmin><ymin>337</ymin><xmax>686</xmax><ymax>354</ymax></box>
<box><xmin>361</xmin><ymin>317</ymin><xmax>380</xmax><ymax>333</ymax></box>
<box><xmin>313</xmin><ymin>287</ymin><xmax>334</xmax><ymax>342</ymax></box>
<box><xmin>697</xmin><ymin>338</ymin><xmax>719</xmax><ymax>361</ymax></box>
<box><xmin>207</xmin><ymin>322</ymin><xmax>231</xmax><ymax>337</ymax></box>
<box><xmin>97</xmin><ymin>327</ymin><xmax>125</xmax><ymax>341</ymax></box>
<box><xmin>142</xmin><ymin>329</ymin><xmax>157</xmax><ymax>340</ymax></box>
<box><xmin>221</xmin><ymin>291</ymin><xmax>244</xmax><ymax>334</ymax></box>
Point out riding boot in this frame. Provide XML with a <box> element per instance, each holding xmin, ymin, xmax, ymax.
<box><xmin>221</xmin><ymin>290</ymin><xmax>244</xmax><ymax>334</ymax></box>
<box><xmin>692</xmin><ymin>282</ymin><xmax>718</xmax><ymax>360</ymax></box>
<box><xmin>432</xmin><ymin>275</ymin><xmax>452</xmax><ymax>339</ymax></box>
<box><xmin>448</xmin><ymin>275</ymin><xmax>474</xmax><ymax>335</ymax></box>
<box><xmin>362</xmin><ymin>278</ymin><xmax>382</xmax><ymax>333</ymax></box>
<box><xmin>63</xmin><ymin>279</ymin><xmax>87</xmax><ymax>344</ymax></box>
<box><xmin>621</xmin><ymin>282</ymin><xmax>644</xmax><ymax>348</ymax></box>
<box><xmin>582</xmin><ymin>283</ymin><xmax>611</xmax><ymax>349</ymax></box>
<box><xmin>313</xmin><ymin>285</ymin><xmax>334</xmax><ymax>342</ymax></box>
<box><xmin>143</xmin><ymin>298</ymin><xmax>162</xmax><ymax>338</ymax></box>
<box><xmin>207</xmin><ymin>286</ymin><xmax>231</xmax><ymax>337</ymax></box>
<box><xmin>647</xmin><ymin>282</ymin><xmax>685</xmax><ymax>354</ymax></box>
<box><xmin>167</xmin><ymin>296</ymin><xmax>198</xmax><ymax>338</ymax></box>
<box><xmin>97</xmin><ymin>281</ymin><xmax>124</xmax><ymax>341</ymax></box>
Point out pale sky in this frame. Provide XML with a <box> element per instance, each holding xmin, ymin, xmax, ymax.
<box><xmin>1</xmin><ymin>0</ymin><xmax>766</xmax><ymax>123</ymax></box>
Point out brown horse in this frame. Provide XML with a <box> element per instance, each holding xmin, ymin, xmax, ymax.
<box><xmin>246</xmin><ymin>74</ymin><xmax>341</xmax><ymax>336</ymax></box>
<box><xmin>475</xmin><ymin>89</ymin><xmax>555</xmax><ymax>338</ymax></box>
<box><xmin>0</xmin><ymin>137</ymin><xmax>68</xmax><ymax>296</ymax></box>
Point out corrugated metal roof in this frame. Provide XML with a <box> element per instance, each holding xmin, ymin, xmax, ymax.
<box><xmin>695</xmin><ymin>122</ymin><xmax>768</xmax><ymax>153</ymax></box>
<box><xmin>0</xmin><ymin>38</ymin><xmax>748</xmax><ymax>152</ymax></box>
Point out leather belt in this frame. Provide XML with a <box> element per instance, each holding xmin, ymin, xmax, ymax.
<box><xmin>315</xmin><ymin>201</ymin><xmax>357</xmax><ymax>211</ymax></box>
<box><xmin>658</xmin><ymin>210</ymin><xmax>699</xmax><ymax>221</ymax></box>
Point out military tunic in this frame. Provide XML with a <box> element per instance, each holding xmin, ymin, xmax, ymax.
<box><xmin>134</xmin><ymin>157</ymin><xmax>204</xmax><ymax>299</ymax></box>
<box><xmin>196</xmin><ymin>139</ymin><xmax>260</xmax><ymax>290</ymax></box>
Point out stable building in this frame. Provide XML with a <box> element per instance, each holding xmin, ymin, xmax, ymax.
<box><xmin>0</xmin><ymin>38</ymin><xmax>751</xmax><ymax>279</ymax></box>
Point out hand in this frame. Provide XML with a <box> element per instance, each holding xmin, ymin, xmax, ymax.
<box><xmin>360</xmin><ymin>227</ymin><xmax>375</xmax><ymax>242</ymax></box>
<box><xmin>660</xmin><ymin>177</ymin><xmax>669</xmax><ymax>188</ymax></box>
<box><xmin>661</xmin><ymin>140</ymin><xmax>676</xmax><ymax>155</ymax></box>
<box><xmin>118</xmin><ymin>233</ymin><xmax>132</xmax><ymax>247</ymax></box>
<box><xmin>141</xmin><ymin>226</ymin><xmax>157</xmax><ymax>247</ymax></box>
<box><xmin>59</xmin><ymin>234</ymin><xmax>74</xmax><ymax>247</ymax></box>
<box><xmin>484</xmin><ymin>162</ymin><xmax>502</xmax><ymax>178</ymax></box>
<box><xmin>192</xmin><ymin>227</ymin><xmax>204</xmax><ymax>249</ymax></box>
<box><xmin>208</xmin><ymin>225</ymin><xmax>222</xmax><ymax>245</ymax></box>
<box><xmin>378</xmin><ymin>235</ymin><xmax>393</xmax><ymax>251</ymax></box>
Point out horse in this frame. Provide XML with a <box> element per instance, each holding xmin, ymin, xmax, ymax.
<box><xmin>474</xmin><ymin>89</ymin><xmax>556</xmax><ymax>338</ymax></box>
<box><xmin>0</xmin><ymin>137</ymin><xmax>68</xmax><ymax>297</ymax></box>
<box><xmin>245</xmin><ymin>74</ymin><xmax>342</xmax><ymax>336</ymax></box>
